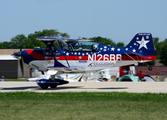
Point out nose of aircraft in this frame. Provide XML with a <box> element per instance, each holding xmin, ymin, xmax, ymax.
<box><xmin>12</xmin><ymin>51</ymin><xmax>22</xmax><ymax>58</ymax></box>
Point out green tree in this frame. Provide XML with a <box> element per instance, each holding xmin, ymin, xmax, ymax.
<box><xmin>23</xmin><ymin>29</ymin><xmax>70</xmax><ymax>48</ymax></box>
<box><xmin>0</xmin><ymin>43</ymin><xmax>3</xmax><ymax>48</ymax></box>
<box><xmin>11</xmin><ymin>34</ymin><xmax>27</xmax><ymax>48</ymax></box>
<box><xmin>159</xmin><ymin>40</ymin><xmax>167</xmax><ymax>66</ymax></box>
<box><xmin>4</xmin><ymin>29</ymin><xmax>70</xmax><ymax>49</ymax></box>
<box><xmin>90</xmin><ymin>36</ymin><xmax>116</xmax><ymax>46</ymax></box>
<box><xmin>0</xmin><ymin>41</ymin><xmax>14</xmax><ymax>48</ymax></box>
<box><xmin>116</xmin><ymin>42</ymin><xmax>125</xmax><ymax>47</ymax></box>
<box><xmin>153</xmin><ymin>37</ymin><xmax>162</xmax><ymax>59</ymax></box>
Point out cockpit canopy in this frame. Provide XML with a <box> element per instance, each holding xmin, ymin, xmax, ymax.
<box><xmin>51</xmin><ymin>41</ymin><xmax>99</xmax><ymax>52</ymax></box>
<box><xmin>68</xmin><ymin>41</ymin><xmax>99</xmax><ymax>51</ymax></box>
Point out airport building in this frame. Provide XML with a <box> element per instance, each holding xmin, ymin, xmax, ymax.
<box><xmin>0</xmin><ymin>49</ymin><xmax>29</xmax><ymax>78</ymax></box>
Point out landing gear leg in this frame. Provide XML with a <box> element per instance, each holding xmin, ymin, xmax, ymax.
<box><xmin>41</xmin><ymin>71</ymin><xmax>44</xmax><ymax>75</ymax></box>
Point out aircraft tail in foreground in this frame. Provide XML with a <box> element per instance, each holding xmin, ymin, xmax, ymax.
<box><xmin>125</xmin><ymin>33</ymin><xmax>156</xmax><ymax>61</ymax></box>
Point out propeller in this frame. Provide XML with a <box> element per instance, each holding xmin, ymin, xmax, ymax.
<box><xmin>12</xmin><ymin>39</ymin><xmax>24</xmax><ymax>76</ymax></box>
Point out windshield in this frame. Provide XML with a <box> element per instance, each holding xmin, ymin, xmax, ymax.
<box><xmin>45</xmin><ymin>40</ymin><xmax>69</xmax><ymax>53</ymax></box>
<box><xmin>59</xmin><ymin>40</ymin><xmax>69</xmax><ymax>51</ymax></box>
<box><xmin>69</xmin><ymin>41</ymin><xmax>99</xmax><ymax>51</ymax></box>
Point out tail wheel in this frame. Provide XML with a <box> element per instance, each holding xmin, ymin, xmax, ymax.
<box><xmin>148</xmin><ymin>66</ymin><xmax>152</xmax><ymax>71</ymax></box>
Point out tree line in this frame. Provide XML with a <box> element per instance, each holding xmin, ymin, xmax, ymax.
<box><xmin>0</xmin><ymin>29</ymin><xmax>125</xmax><ymax>49</ymax></box>
<box><xmin>0</xmin><ymin>29</ymin><xmax>166</xmax><ymax>65</ymax></box>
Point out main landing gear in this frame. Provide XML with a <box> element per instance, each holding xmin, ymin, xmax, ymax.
<box><xmin>37</xmin><ymin>79</ymin><xmax>69</xmax><ymax>89</ymax></box>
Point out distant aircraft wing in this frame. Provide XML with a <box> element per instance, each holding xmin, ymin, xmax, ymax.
<box><xmin>68</xmin><ymin>74</ymin><xmax>83</xmax><ymax>82</ymax></box>
<box><xmin>47</xmin><ymin>66</ymin><xmax>86</xmax><ymax>73</ymax></box>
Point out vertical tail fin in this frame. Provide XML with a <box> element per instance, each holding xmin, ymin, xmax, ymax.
<box><xmin>125</xmin><ymin>33</ymin><xmax>156</xmax><ymax>61</ymax></box>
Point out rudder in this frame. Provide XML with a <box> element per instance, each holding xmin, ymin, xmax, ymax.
<box><xmin>125</xmin><ymin>33</ymin><xmax>156</xmax><ymax>60</ymax></box>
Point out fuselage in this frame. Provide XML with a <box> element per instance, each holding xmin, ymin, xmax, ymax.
<box><xmin>21</xmin><ymin>42</ymin><xmax>156</xmax><ymax>73</ymax></box>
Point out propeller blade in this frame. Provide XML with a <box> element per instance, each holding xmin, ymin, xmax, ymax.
<box><xmin>12</xmin><ymin>39</ymin><xmax>24</xmax><ymax>77</ymax></box>
<box><xmin>20</xmin><ymin>39</ymin><xmax>23</xmax><ymax>52</ymax></box>
<box><xmin>20</xmin><ymin>56</ymin><xmax>24</xmax><ymax>77</ymax></box>
<box><xmin>41</xmin><ymin>71</ymin><xmax>44</xmax><ymax>75</ymax></box>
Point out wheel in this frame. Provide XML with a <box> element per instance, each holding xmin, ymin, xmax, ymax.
<box><xmin>50</xmin><ymin>85</ymin><xmax>57</xmax><ymax>88</ymax></box>
<box><xmin>40</xmin><ymin>85</ymin><xmax>48</xmax><ymax>89</ymax></box>
<box><xmin>141</xmin><ymin>78</ymin><xmax>146</xmax><ymax>82</ymax></box>
<box><xmin>148</xmin><ymin>66</ymin><xmax>152</xmax><ymax>71</ymax></box>
<box><xmin>103</xmin><ymin>78</ymin><xmax>108</xmax><ymax>81</ymax></box>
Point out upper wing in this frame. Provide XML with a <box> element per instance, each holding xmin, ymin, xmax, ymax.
<box><xmin>36</xmin><ymin>37</ymin><xmax>92</xmax><ymax>43</ymax></box>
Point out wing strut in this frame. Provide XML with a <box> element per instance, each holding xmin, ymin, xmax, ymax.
<box><xmin>64</xmin><ymin>55</ymin><xmax>70</xmax><ymax>68</ymax></box>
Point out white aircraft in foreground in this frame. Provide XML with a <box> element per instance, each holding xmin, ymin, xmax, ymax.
<box><xmin>27</xmin><ymin>70</ymin><xmax>84</xmax><ymax>82</ymax></box>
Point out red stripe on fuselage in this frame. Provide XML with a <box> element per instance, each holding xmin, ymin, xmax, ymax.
<box><xmin>26</xmin><ymin>49</ymin><xmax>45</xmax><ymax>60</ymax></box>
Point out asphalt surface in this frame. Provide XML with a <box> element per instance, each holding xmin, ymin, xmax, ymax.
<box><xmin>0</xmin><ymin>82</ymin><xmax>167</xmax><ymax>93</ymax></box>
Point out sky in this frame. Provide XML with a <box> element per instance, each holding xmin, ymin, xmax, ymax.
<box><xmin>0</xmin><ymin>0</ymin><xmax>167</xmax><ymax>45</ymax></box>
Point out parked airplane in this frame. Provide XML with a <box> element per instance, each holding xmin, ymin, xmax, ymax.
<box><xmin>12</xmin><ymin>33</ymin><xmax>156</xmax><ymax>89</ymax></box>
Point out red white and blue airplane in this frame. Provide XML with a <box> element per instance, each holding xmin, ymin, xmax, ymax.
<box><xmin>12</xmin><ymin>33</ymin><xmax>156</xmax><ymax>89</ymax></box>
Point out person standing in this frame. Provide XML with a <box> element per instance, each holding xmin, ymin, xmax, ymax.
<box><xmin>0</xmin><ymin>76</ymin><xmax>4</xmax><ymax>82</ymax></box>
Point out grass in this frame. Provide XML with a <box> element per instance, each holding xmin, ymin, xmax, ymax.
<box><xmin>0</xmin><ymin>92</ymin><xmax>167</xmax><ymax>120</ymax></box>
<box><xmin>4</xmin><ymin>78</ymin><xmax>27</xmax><ymax>81</ymax></box>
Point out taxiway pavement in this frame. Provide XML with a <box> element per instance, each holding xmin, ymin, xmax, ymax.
<box><xmin>0</xmin><ymin>82</ymin><xmax>167</xmax><ymax>93</ymax></box>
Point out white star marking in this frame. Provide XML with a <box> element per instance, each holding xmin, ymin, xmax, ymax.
<box><xmin>104</xmin><ymin>46</ymin><xmax>107</xmax><ymax>48</ymax></box>
<box><xmin>117</xmin><ymin>48</ymin><xmax>120</xmax><ymax>51</ymax></box>
<box><xmin>66</xmin><ymin>53</ymin><xmax>69</xmax><ymax>56</ymax></box>
<box><xmin>82</xmin><ymin>53</ymin><xmax>84</xmax><ymax>56</ymax></box>
<box><xmin>137</xmin><ymin>36</ymin><xmax>150</xmax><ymax>49</ymax></box>
<box><xmin>86</xmin><ymin>53</ymin><xmax>88</xmax><ymax>55</ymax></box>
<box><xmin>126</xmin><ymin>48</ymin><xmax>128</xmax><ymax>51</ymax></box>
<box><xmin>132</xmin><ymin>49</ymin><xmax>136</xmax><ymax>53</ymax></box>
<box><xmin>100</xmin><ymin>48</ymin><xmax>102</xmax><ymax>50</ymax></box>
<box><xmin>111</xmin><ymin>47</ymin><xmax>115</xmax><ymax>51</ymax></box>
<box><xmin>74</xmin><ymin>52</ymin><xmax>77</xmax><ymax>55</ymax></box>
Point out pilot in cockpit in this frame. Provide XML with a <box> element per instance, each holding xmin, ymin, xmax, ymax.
<box><xmin>92</xmin><ymin>44</ymin><xmax>98</xmax><ymax>51</ymax></box>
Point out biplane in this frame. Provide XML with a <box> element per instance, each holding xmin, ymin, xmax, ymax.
<box><xmin>12</xmin><ymin>33</ymin><xmax>156</xmax><ymax>89</ymax></box>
